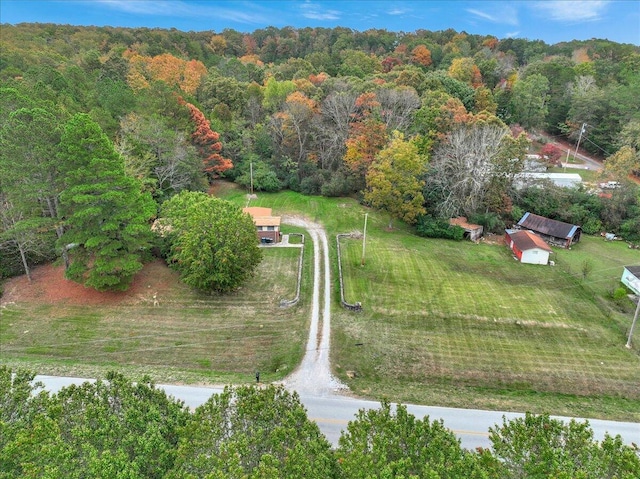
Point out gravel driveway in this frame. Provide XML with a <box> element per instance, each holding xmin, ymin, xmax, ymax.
<box><xmin>281</xmin><ymin>217</ymin><xmax>347</xmax><ymax>397</ymax></box>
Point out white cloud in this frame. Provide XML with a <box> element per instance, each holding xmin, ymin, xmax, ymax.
<box><xmin>505</xmin><ymin>30</ymin><xmax>521</xmax><ymax>38</ymax></box>
<box><xmin>467</xmin><ymin>8</ymin><xmax>498</xmax><ymax>22</ymax></box>
<box><xmin>92</xmin><ymin>0</ymin><xmax>271</xmax><ymax>24</ymax></box>
<box><xmin>466</xmin><ymin>5</ymin><xmax>519</xmax><ymax>26</ymax></box>
<box><xmin>94</xmin><ymin>0</ymin><xmax>186</xmax><ymax>15</ymax></box>
<box><xmin>387</xmin><ymin>8</ymin><xmax>411</xmax><ymax>16</ymax></box>
<box><xmin>299</xmin><ymin>1</ymin><xmax>341</xmax><ymax>20</ymax></box>
<box><xmin>533</xmin><ymin>0</ymin><xmax>610</xmax><ymax>22</ymax></box>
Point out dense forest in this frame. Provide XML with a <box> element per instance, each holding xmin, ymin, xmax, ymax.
<box><xmin>1</xmin><ymin>23</ymin><xmax>639</xmax><ymax>287</ymax></box>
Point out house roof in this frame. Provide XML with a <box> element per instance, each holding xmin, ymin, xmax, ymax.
<box><xmin>625</xmin><ymin>265</ymin><xmax>640</xmax><ymax>278</ymax></box>
<box><xmin>449</xmin><ymin>216</ymin><xmax>482</xmax><ymax>230</ymax></box>
<box><xmin>252</xmin><ymin>216</ymin><xmax>281</xmax><ymax>227</ymax></box>
<box><xmin>243</xmin><ymin>207</ymin><xmax>273</xmax><ymax>217</ymax></box>
<box><xmin>517</xmin><ymin>212</ymin><xmax>580</xmax><ymax>240</ymax></box>
<box><xmin>519</xmin><ymin>172</ymin><xmax>582</xmax><ymax>181</ymax></box>
<box><xmin>507</xmin><ymin>229</ymin><xmax>552</xmax><ymax>252</ymax></box>
<box><xmin>242</xmin><ymin>207</ymin><xmax>281</xmax><ymax>227</ymax></box>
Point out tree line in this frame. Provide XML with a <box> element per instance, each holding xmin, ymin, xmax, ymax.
<box><xmin>2</xmin><ymin>367</ymin><xmax>638</xmax><ymax>478</ymax></box>
<box><xmin>1</xmin><ymin>23</ymin><xmax>639</xmax><ymax>288</ymax></box>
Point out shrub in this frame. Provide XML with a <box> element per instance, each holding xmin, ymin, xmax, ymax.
<box><xmin>234</xmin><ymin>159</ymin><xmax>283</xmax><ymax>192</ymax></box>
<box><xmin>416</xmin><ymin>214</ymin><xmax>464</xmax><ymax>240</ymax></box>
<box><xmin>321</xmin><ymin>171</ymin><xmax>355</xmax><ymax>197</ymax></box>
<box><xmin>299</xmin><ymin>173</ymin><xmax>324</xmax><ymax>195</ymax></box>
<box><xmin>612</xmin><ymin>287</ymin><xmax>628</xmax><ymax>301</ymax></box>
<box><xmin>582</xmin><ymin>217</ymin><xmax>603</xmax><ymax>235</ymax></box>
<box><xmin>469</xmin><ymin>212</ymin><xmax>504</xmax><ymax>234</ymax></box>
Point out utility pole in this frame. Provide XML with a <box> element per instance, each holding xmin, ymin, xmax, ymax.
<box><xmin>361</xmin><ymin>212</ymin><xmax>368</xmax><ymax>266</ymax></box>
<box><xmin>250</xmin><ymin>160</ymin><xmax>254</xmax><ymax>195</ymax></box>
<box><xmin>573</xmin><ymin>123</ymin><xmax>586</xmax><ymax>163</ymax></box>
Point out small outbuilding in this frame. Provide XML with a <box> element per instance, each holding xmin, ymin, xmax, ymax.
<box><xmin>242</xmin><ymin>206</ymin><xmax>282</xmax><ymax>244</ymax></box>
<box><xmin>505</xmin><ymin>229</ymin><xmax>552</xmax><ymax>265</ymax></box>
<box><xmin>516</xmin><ymin>212</ymin><xmax>581</xmax><ymax>248</ymax></box>
<box><xmin>449</xmin><ymin>217</ymin><xmax>484</xmax><ymax>241</ymax></box>
<box><xmin>621</xmin><ymin>265</ymin><xmax>640</xmax><ymax>295</ymax></box>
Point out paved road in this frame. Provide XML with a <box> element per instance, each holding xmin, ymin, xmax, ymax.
<box><xmin>33</xmin><ymin>375</ymin><xmax>640</xmax><ymax>450</ymax></box>
<box><xmin>540</xmin><ymin>134</ymin><xmax>604</xmax><ymax>171</ymax></box>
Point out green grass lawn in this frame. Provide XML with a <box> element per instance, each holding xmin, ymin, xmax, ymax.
<box><xmin>333</xmin><ymin>233</ymin><xmax>639</xmax><ymax>420</ymax></box>
<box><xmin>0</xmin><ymin>245</ymin><xmax>310</xmax><ymax>385</ymax></box>
<box><xmin>2</xmin><ymin>184</ymin><xmax>639</xmax><ymax>421</ymax></box>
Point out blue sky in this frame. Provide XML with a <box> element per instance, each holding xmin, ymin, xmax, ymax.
<box><xmin>2</xmin><ymin>1</ymin><xmax>639</xmax><ymax>45</ymax></box>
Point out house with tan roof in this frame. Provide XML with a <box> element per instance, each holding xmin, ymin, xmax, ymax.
<box><xmin>505</xmin><ymin>229</ymin><xmax>553</xmax><ymax>265</ymax></box>
<box><xmin>243</xmin><ymin>207</ymin><xmax>281</xmax><ymax>244</ymax></box>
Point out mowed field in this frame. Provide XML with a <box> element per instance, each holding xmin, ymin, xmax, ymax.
<box><xmin>2</xmin><ymin>184</ymin><xmax>639</xmax><ymax>420</ymax></box>
<box><xmin>333</xmin><ymin>232</ymin><xmax>640</xmax><ymax>421</ymax></box>
<box><xmin>0</xmin><ymin>243</ymin><xmax>310</xmax><ymax>385</ymax></box>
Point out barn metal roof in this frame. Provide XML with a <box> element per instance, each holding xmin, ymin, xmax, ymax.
<box><xmin>517</xmin><ymin>212</ymin><xmax>580</xmax><ymax>240</ymax></box>
<box><xmin>449</xmin><ymin>216</ymin><xmax>483</xmax><ymax>230</ymax></box>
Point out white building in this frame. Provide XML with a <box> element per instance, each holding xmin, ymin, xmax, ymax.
<box><xmin>515</xmin><ymin>172</ymin><xmax>582</xmax><ymax>189</ymax></box>
<box><xmin>505</xmin><ymin>229</ymin><xmax>553</xmax><ymax>265</ymax></box>
<box><xmin>621</xmin><ymin>266</ymin><xmax>640</xmax><ymax>295</ymax></box>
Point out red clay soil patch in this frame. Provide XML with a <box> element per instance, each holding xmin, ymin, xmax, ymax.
<box><xmin>482</xmin><ymin>233</ymin><xmax>505</xmax><ymax>245</ymax></box>
<box><xmin>1</xmin><ymin>259</ymin><xmax>178</xmax><ymax>307</ymax></box>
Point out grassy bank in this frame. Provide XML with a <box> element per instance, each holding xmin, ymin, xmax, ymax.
<box><xmin>333</xmin><ymin>233</ymin><xmax>639</xmax><ymax>421</ymax></box>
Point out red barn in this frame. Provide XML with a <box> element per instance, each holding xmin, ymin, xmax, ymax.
<box><xmin>505</xmin><ymin>229</ymin><xmax>552</xmax><ymax>265</ymax></box>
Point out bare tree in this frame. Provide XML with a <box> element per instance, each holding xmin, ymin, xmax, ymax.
<box><xmin>429</xmin><ymin>124</ymin><xmax>515</xmax><ymax>218</ymax></box>
<box><xmin>376</xmin><ymin>86</ymin><xmax>421</xmax><ymax>133</ymax></box>
<box><xmin>317</xmin><ymin>90</ymin><xmax>358</xmax><ymax>170</ymax></box>
<box><xmin>154</xmin><ymin>135</ymin><xmax>199</xmax><ymax>193</ymax></box>
<box><xmin>117</xmin><ymin>114</ymin><xmax>200</xmax><ymax>195</ymax></box>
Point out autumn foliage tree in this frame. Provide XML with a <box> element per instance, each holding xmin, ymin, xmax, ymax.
<box><xmin>182</xmin><ymin>101</ymin><xmax>233</xmax><ymax>181</ymax></box>
<box><xmin>272</xmin><ymin>91</ymin><xmax>319</xmax><ymax>167</ymax></box>
<box><xmin>343</xmin><ymin>93</ymin><xmax>388</xmax><ymax>188</ymax></box>
<box><xmin>540</xmin><ymin>143</ymin><xmax>564</xmax><ymax>166</ymax></box>
<box><xmin>411</xmin><ymin>44</ymin><xmax>432</xmax><ymax>68</ymax></box>
<box><xmin>344</xmin><ymin>118</ymin><xmax>388</xmax><ymax>189</ymax></box>
<box><xmin>125</xmin><ymin>52</ymin><xmax>207</xmax><ymax>95</ymax></box>
<box><xmin>448</xmin><ymin>57</ymin><xmax>483</xmax><ymax>88</ymax></box>
<box><xmin>364</xmin><ymin>131</ymin><xmax>426</xmax><ymax>228</ymax></box>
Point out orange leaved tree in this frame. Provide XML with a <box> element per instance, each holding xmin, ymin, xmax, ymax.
<box><xmin>182</xmin><ymin>101</ymin><xmax>233</xmax><ymax>182</ymax></box>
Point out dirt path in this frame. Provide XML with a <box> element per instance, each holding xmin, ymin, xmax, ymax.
<box><xmin>281</xmin><ymin>217</ymin><xmax>347</xmax><ymax>397</ymax></box>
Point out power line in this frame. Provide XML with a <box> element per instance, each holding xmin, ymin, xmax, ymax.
<box><xmin>583</xmin><ymin>136</ymin><xmax>612</xmax><ymax>156</ymax></box>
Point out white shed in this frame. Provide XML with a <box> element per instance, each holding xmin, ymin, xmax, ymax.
<box><xmin>505</xmin><ymin>229</ymin><xmax>552</xmax><ymax>265</ymax></box>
